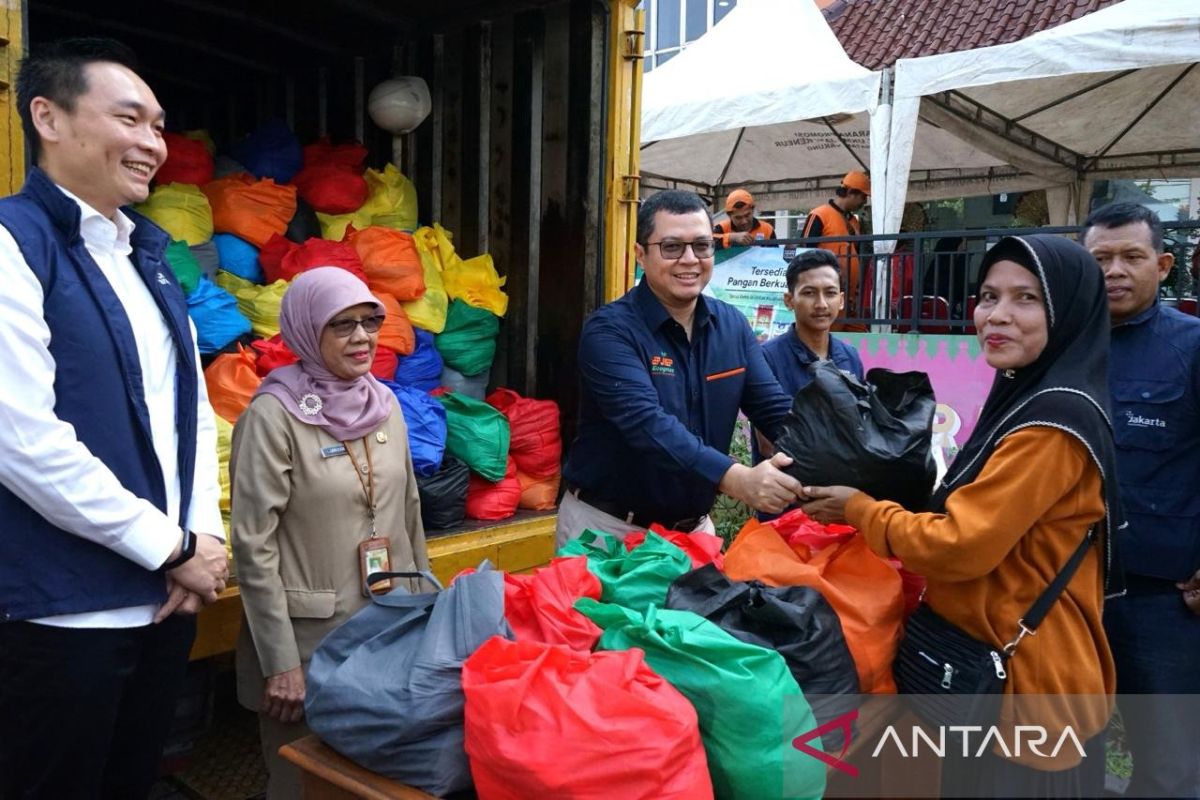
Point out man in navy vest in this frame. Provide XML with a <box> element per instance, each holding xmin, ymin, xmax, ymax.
<box><xmin>0</xmin><ymin>38</ymin><xmax>228</xmax><ymax>798</ymax></box>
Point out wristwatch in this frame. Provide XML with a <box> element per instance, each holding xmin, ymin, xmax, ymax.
<box><xmin>162</xmin><ymin>529</ymin><xmax>197</xmax><ymax>571</ymax></box>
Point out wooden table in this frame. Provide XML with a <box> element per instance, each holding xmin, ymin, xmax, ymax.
<box><xmin>279</xmin><ymin>736</ymin><xmax>440</xmax><ymax>800</ymax></box>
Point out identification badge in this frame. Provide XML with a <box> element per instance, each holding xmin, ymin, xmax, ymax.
<box><xmin>359</xmin><ymin>536</ymin><xmax>393</xmax><ymax>596</ymax></box>
<box><xmin>321</xmin><ymin>443</ymin><xmax>348</xmax><ymax>458</ymax></box>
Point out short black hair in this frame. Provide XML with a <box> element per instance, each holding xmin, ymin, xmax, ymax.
<box><xmin>786</xmin><ymin>248</ymin><xmax>842</xmax><ymax>292</ymax></box>
<box><xmin>637</xmin><ymin>190</ymin><xmax>712</xmax><ymax>245</ymax></box>
<box><xmin>17</xmin><ymin>37</ymin><xmax>140</xmax><ymax>162</ymax></box>
<box><xmin>1082</xmin><ymin>202</ymin><xmax>1164</xmax><ymax>253</ymax></box>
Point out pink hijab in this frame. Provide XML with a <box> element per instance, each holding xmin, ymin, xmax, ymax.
<box><xmin>255</xmin><ymin>267</ymin><xmax>395</xmax><ymax>441</ymax></box>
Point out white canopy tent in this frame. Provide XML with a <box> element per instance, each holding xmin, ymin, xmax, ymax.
<box><xmin>885</xmin><ymin>0</ymin><xmax>1200</xmax><ymax>236</ymax></box>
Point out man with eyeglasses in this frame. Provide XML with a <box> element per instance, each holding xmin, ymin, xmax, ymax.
<box><xmin>558</xmin><ymin>190</ymin><xmax>804</xmax><ymax>546</ymax></box>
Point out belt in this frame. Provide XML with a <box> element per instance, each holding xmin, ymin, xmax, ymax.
<box><xmin>568</xmin><ymin>486</ymin><xmax>704</xmax><ymax>533</ymax></box>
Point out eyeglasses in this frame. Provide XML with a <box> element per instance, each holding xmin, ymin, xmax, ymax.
<box><xmin>326</xmin><ymin>315</ymin><xmax>385</xmax><ymax>338</ymax></box>
<box><xmin>646</xmin><ymin>239</ymin><xmax>716</xmax><ymax>259</ymax></box>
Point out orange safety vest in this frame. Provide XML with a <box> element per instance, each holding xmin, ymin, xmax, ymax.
<box><xmin>714</xmin><ymin>217</ymin><xmax>775</xmax><ymax>249</ymax></box>
<box><xmin>803</xmin><ymin>202</ymin><xmax>865</xmax><ymax>323</ymax></box>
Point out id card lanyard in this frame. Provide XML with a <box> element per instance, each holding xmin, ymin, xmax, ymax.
<box><xmin>344</xmin><ymin>437</ymin><xmax>377</xmax><ymax>537</ymax></box>
<box><xmin>345</xmin><ymin>437</ymin><xmax>393</xmax><ymax>594</ymax></box>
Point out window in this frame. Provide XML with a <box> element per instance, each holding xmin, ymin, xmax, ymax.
<box><xmin>714</xmin><ymin>0</ymin><xmax>737</xmax><ymax>25</ymax></box>
<box><xmin>640</xmin><ymin>0</ymin><xmax>734</xmax><ymax>72</ymax></box>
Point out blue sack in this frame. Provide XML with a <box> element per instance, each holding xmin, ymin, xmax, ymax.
<box><xmin>186</xmin><ymin>275</ymin><xmax>252</xmax><ymax>353</ymax></box>
<box><xmin>213</xmin><ymin>233</ymin><xmax>263</xmax><ymax>283</ymax></box>
<box><xmin>382</xmin><ymin>380</ymin><xmax>447</xmax><ymax>477</ymax></box>
<box><xmin>232</xmin><ymin>119</ymin><xmax>302</xmax><ymax>184</ymax></box>
<box><xmin>393</xmin><ymin>329</ymin><xmax>443</xmax><ymax>392</ymax></box>
<box><xmin>305</xmin><ymin>568</ymin><xmax>512</xmax><ymax>797</ymax></box>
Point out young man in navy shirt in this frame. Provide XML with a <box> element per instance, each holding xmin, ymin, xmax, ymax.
<box><xmin>559</xmin><ymin>190</ymin><xmax>804</xmax><ymax>546</ymax></box>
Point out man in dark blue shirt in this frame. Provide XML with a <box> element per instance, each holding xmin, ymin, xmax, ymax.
<box><xmin>755</xmin><ymin>249</ymin><xmax>865</xmax><ymax>463</ymax></box>
<box><xmin>1085</xmin><ymin>202</ymin><xmax>1200</xmax><ymax>799</ymax></box>
<box><xmin>559</xmin><ymin>190</ymin><xmax>804</xmax><ymax>546</ymax></box>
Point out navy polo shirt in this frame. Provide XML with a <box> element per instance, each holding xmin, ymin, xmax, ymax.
<box><xmin>563</xmin><ymin>280</ymin><xmax>791</xmax><ymax>525</ymax></box>
<box><xmin>1109</xmin><ymin>301</ymin><xmax>1200</xmax><ymax>581</ymax></box>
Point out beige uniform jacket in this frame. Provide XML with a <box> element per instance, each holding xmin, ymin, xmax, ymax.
<box><xmin>230</xmin><ymin>393</ymin><xmax>430</xmax><ymax>711</ymax></box>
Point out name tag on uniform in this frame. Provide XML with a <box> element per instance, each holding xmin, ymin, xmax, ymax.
<box><xmin>320</xmin><ymin>444</ymin><xmax>348</xmax><ymax>458</ymax></box>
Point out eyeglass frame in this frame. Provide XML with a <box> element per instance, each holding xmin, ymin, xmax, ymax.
<box><xmin>326</xmin><ymin>315</ymin><xmax>386</xmax><ymax>338</ymax></box>
<box><xmin>643</xmin><ymin>238</ymin><xmax>717</xmax><ymax>260</ymax></box>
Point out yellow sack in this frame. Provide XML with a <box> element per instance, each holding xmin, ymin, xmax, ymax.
<box><xmin>215</xmin><ymin>414</ymin><xmax>233</xmax><ymax>514</ymax></box>
<box><xmin>135</xmin><ymin>183</ymin><xmax>213</xmax><ymax>245</ymax></box>
<box><xmin>215</xmin><ymin>270</ymin><xmax>288</xmax><ymax>337</ymax></box>
<box><xmin>361</xmin><ymin>163</ymin><xmax>418</xmax><ymax>231</ymax></box>
<box><xmin>434</xmin><ymin>224</ymin><xmax>508</xmax><ymax>317</ymax></box>
<box><xmin>403</xmin><ymin>226</ymin><xmax>449</xmax><ymax>333</ymax></box>
<box><xmin>317</xmin><ymin>209</ymin><xmax>368</xmax><ymax>241</ymax></box>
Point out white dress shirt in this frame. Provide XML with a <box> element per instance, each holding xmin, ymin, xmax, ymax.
<box><xmin>0</xmin><ymin>185</ymin><xmax>223</xmax><ymax>628</ymax></box>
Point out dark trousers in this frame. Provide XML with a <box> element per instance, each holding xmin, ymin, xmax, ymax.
<box><xmin>0</xmin><ymin>615</ymin><xmax>196</xmax><ymax>799</ymax></box>
<box><xmin>1105</xmin><ymin>578</ymin><xmax>1200</xmax><ymax>799</ymax></box>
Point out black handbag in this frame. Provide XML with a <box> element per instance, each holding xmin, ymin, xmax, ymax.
<box><xmin>893</xmin><ymin>529</ymin><xmax>1095</xmax><ymax>729</ymax></box>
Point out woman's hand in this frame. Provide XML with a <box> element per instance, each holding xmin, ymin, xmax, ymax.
<box><xmin>800</xmin><ymin>486</ymin><xmax>859</xmax><ymax>525</ymax></box>
<box><xmin>1177</xmin><ymin>569</ymin><xmax>1200</xmax><ymax>617</ymax></box>
<box><xmin>262</xmin><ymin>666</ymin><xmax>306</xmax><ymax>723</ymax></box>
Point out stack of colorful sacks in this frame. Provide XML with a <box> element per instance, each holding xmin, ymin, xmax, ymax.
<box><xmin>142</xmin><ymin>121</ymin><xmax>551</xmax><ymax>551</ymax></box>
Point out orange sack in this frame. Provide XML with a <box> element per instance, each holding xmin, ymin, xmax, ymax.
<box><xmin>723</xmin><ymin>518</ymin><xmax>903</xmax><ymax>694</ymax></box>
<box><xmin>202</xmin><ymin>174</ymin><xmax>297</xmax><ymax>248</ymax></box>
<box><xmin>204</xmin><ymin>346</ymin><xmax>261</xmax><ymax>423</ymax></box>
<box><xmin>347</xmin><ymin>226</ymin><xmax>427</xmax><ymax>302</ymax></box>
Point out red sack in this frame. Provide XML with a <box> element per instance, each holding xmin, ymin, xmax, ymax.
<box><xmin>250</xmin><ymin>334</ymin><xmax>298</xmax><ymax>375</ymax></box>
<box><xmin>259</xmin><ymin>234</ymin><xmax>368</xmax><ymax>284</ymax></box>
<box><xmin>463</xmin><ymin>637</ymin><xmax>712</xmax><ymax>800</ymax></box>
<box><xmin>370</xmin><ymin>346</ymin><xmax>398</xmax><ymax>381</ymax></box>
<box><xmin>485</xmin><ymin>388</ymin><xmax>562</xmax><ymax>479</ymax></box>
<box><xmin>465</xmin><ymin>457</ymin><xmax>521</xmax><ymax>521</ymax></box>
<box><xmin>204</xmin><ymin>346</ymin><xmax>261</xmax><ymax>423</ymax></box>
<box><xmin>291</xmin><ymin>164</ymin><xmax>369</xmax><ymax>215</ymax></box>
<box><xmin>502</xmin><ymin>556</ymin><xmax>602</xmax><ymax>650</ymax></box>
<box><xmin>625</xmin><ymin>523</ymin><xmax>724</xmax><ymax>570</ymax></box>
<box><xmin>347</xmin><ymin>227</ymin><xmax>427</xmax><ymax>302</ymax></box>
<box><xmin>303</xmin><ymin>138</ymin><xmax>368</xmax><ymax>172</ymax></box>
<box><xmin>516</xmin><ymin>470</ymin><xmax>559</xmax><ymax>511</ymax></box>
<box><xmin>724</xmin><ymin>518</ymin><xmax>904</xmax><ymax>694</ymax></box>
<box><xmin>767</xmin><ymin>508</ymin><xmax>857</xmax><ymax>551</ymax></box>
<box><xmin>157</xmin><ymin>132</ymin><xmax>214</xmax><ymax>186</ymax></box>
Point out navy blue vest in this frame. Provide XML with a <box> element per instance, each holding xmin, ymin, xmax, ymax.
<box><xmin>0</xmin><ymin>168</ymin><xmax>199</xmax><ymax>622</ymax></box>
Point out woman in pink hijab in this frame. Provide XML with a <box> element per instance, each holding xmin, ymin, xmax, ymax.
<box><xmin>229</xmin><ymin>268</ymin><xmax>430</xmax><ymax>799</ymax></box>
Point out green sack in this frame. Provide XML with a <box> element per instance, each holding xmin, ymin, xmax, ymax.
<box><xmin>576</xmin><ymin>599</ymin><xmax>825</xmax><ymax>800</ymax></box>
<box><xmin>436</xmin><ymin>391</ymin><xmax>510</xmax><ymax>481</ymax></box>
<box><xmin>164</xmin><ymin>239</ymin><xmax>203</xmax><ymax>295</ymax></box>
<box><xmin>435</xmin><ymin>299</ymin><xmax>499</xmax><ymax>377</ymax></box>
<box><xmin>558</xmin><ymin>530</ymin><xmax>691</xmax><ymax>613</ymax></box>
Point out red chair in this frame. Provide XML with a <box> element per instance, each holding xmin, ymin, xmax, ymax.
<box><xmin>965</xmin><ymin>296</ymin><xmax>978</xmax><ymax>335</ymax></box>
<box><xmin>1177</xmin><ymin>298</ymin><xmax>1198</xmax><ymax>316</ymax></box>
<box><xmin>896</xmin><ymin>296</ymin><xmax>952</xmax><ymax>334</ymax></box>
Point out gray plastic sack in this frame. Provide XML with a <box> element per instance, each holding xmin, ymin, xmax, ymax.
<box><xmin>304</xmin><ymin>568</ymin><xmax>512</xmax><ymax>796</ymax></box>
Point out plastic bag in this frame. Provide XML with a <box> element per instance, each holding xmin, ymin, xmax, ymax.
<box><xmin>302</xmin><ymin>138</ymin><xmax>368</xmax><ymax>173</ymax></box>
<box><xmin>232</xmin><ymin>119</ymin><xmax>303</xmax><ymax>183</ymax></box>
<box><xmin>361</xmin><ymin>163</ymin><xmax>418</xmax><ymax>231</ymax></box>
<box><xmin>250</xmin><ymin>334</ymin><xmax>298</xmax><ymax>376</ymax></box>
<box><xmin>416</xmin><ymin>455</ymin><xmax>470</xmax><ymax>530</ymax></box>
<box><xmin>204</xmin><ymin>346</ymin><xmax>261</xmax><ymax>423</ymax></box>
<box><xmin>164</xmin><ymin>239</ymin><xmax>202</xmax><ymax>295</ymax></box>
<box><xmin>203</xmin><ymin>174</ymin><xmax>297</xmax><ymax>248</ymax></box>
<box><xmin>486</xmin><ymin>388</ymin><xmax>561</xmax><ymax>479</ymax></box>
<box><xmin>577</xmin><ymin>599</ymin><xmax>825</xmax><ymax>800</ymax></box>
<box><xmin>158</xmin><ymin>132</ymin><xmax>214</xmax><ymax>186</ymax></box>
<box><xmin>212</xmin><ymin>233</ymin><xmax>262</xmax><ymax>283</ymax></box>
<box><xmin>189</xmin><ymin>240</ymin><xmax>221</xmax><ymax>280</ymax></box>
<box><xmin>186</xmin><ymin>276</ymin><xmax>252</xmax><ymax>354</ymax></box>
<box><xmin>286</xmin><ymin>197</ymin><xmax>322</xmax><ymax>243</ymax></box>
<box><xmin>558</xmin><ymin>530</ymin><xmax>691</xmax><ymax>614</ymax></box>
<box><xmin>466</xmin><ymin>457</ymin><xmax>521</xmax><ymax>521</ymax></box>
<box><xmin>374</xmin><ymin>292</ymin><xmax>416</xmax><ymax>356</ymax></box>
<box><xmin>666</xmin><ymin>564</ymin><xmax>859</xmax><ymax>750</ymax></box>
<box><xmin>435</xmin><ymin>391</ymin><xmax>510</xmax><ymax>482</ymax></box>
<box><xmin>393</xmin><ymin>329</ymin><xmax>443</xmax><ymax>392</ymax></box>
<box><xmin>774</xmin><ymin>364</ymin><xmax>937</xmax><ymax>511</ymax></box>
<box><xmin>436</xmin><ymin>299</ymin><xmax>499</xmax><ymax>378</ymax></box>
<box><xmin>430</xmin><ymin>223</ymin><xmax>508</xmax><ymax>316</ymax></box>
<box><xmin>498</xmin><ymin>557</ymin><xmax>601</xmax><ymax>650</ymax></box>
<box><xmin>215</xmin><ymin>413</ymin><xmax>232</xmax><ymax>516</ymax></box>
<box><xmin>258</xmin><ymin>234</ymin><xmax>367</xmax><ymax>284</ymax></box>
<box><xmin>347</xmin><ymin>226</ymin><xmax>427</xmax><ymax>301</ymax></box>
<box><xmin>382</xmin><ymin>380</ymin><xmax>448</xmax><ymax>477</ymax></box>
<box><xmin>404</xmin><ymin>227</ymin><xmax>450</xmax><ymax>333</ymax></box>
<box><xmin>291</xmin><ymin>163</ymin><xmax>368</xmax><ymax>215</ymax></box>
<box><xmin>305</xmin><ymin>569</ymin><xmax>511</xmax><ymax>797</ymax></box>
<box><xmin>439</xmin><ymin>365</ymin><xmax>488</xmax><ymax>399</ymax></box>
<box><xmin>463</xmin><ymin>637</ymin><xmax>712</xmax><ymax>800</ymax></box>
<box><xmin>517</xmin><ymin>470</ymin><xmax>559</xmax><ymax>511</ymax></box>
<box><xmin>215</xmin><ymin>271</ymin><xmax>288</xmax><ymax>339</ymax></box>
<box><xmin>135</xmin><ymin>183</ymin><xmax>213</xmax><ymax>245</ymax></box>
<box><xmin>625</xmin><ymin>523</ymin><xmax>724</xmax><ymax>570</ymax></box>
<box><xmin>723</xmin><ymin>518</ymin><xmax>904</xmax><ymax>694</ymax></box>
<box><xmin>370</xmin><ymin>346</ymin><xmax>398</xmax><ymax>381</ymax></box>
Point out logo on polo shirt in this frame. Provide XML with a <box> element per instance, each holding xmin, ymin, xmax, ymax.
<box><xmin>650</xmin><ymin>353</ymin><xmax>676</xmax><ymax>377</ymax></box>
<box><xmin>1125</xmin><ymin>410</ymin><xmax>1166</xmax><ymax>429</ymax></box>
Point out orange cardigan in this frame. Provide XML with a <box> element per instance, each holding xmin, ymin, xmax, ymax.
<box><xmin>847</xmin><ymin>427</ymin><xmax>1114</xmax><ymax>768</ymax></box>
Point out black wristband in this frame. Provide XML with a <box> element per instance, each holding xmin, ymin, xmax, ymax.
<box><xmin>162</xmin><ymin>529</ymin><xmax>197</xmax><ymax>571</ymax></box>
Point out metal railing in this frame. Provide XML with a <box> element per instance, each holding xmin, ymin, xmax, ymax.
<box><xmin>762</xmin><ymin>221</ymin><xmax>1200</xmax><ymax>332</ymax></box>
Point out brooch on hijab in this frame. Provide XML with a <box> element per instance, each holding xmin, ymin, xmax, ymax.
<box><xmin>1002</xmin><ymin>369</ymin><xmax>1016</xmax><ymax>379</ymax></box>
<box><xmin>298</xmin><ymin>393</ymin><xmax>324</xmax><ymax>416</ymax></box>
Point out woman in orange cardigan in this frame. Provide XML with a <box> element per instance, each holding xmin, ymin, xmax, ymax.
<box><xmin>804</xmin><ymin>234</ymin><xmax>1123</xmax><ymax>798</ymax></box>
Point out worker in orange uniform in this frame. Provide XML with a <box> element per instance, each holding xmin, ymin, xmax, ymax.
<box><xmin>802</xmin><ymin>171</ymin><xmax>871</xmax><ymax>326</ymax></box>
<box><xmin>714</xmin><ymin>189</ymin><xmax>776</xmax><ymax>249</ymax></box>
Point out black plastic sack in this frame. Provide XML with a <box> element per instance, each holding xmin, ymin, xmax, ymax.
<box><xmin>774</xmin><ymin>363</ymin><xmax>936</xmax><ymax>510</ymax></box>
<box><xmin>285</xmin><ymin>197</ymin><xmax>322</xmax><ymax>243</ymax></box>
<box><xmin>666</xmin><ymin>564</ymin><xmax>859</xmax><ymax>750</ymax></box>
<box><xmin>417</xmin><ymin>455</ymin><xmax>470</xmax><ymax>531</ymax></box>
<box><xmin>305</xmin><ymin>568</ymin><xmax>513</xmax><ymax>797</ymax></box>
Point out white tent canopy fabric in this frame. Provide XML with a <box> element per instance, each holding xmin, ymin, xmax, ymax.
<box><xmin>886</xmin><ymin>0</ymin><xmax>1200</xmax><ymax>234</ymax></box>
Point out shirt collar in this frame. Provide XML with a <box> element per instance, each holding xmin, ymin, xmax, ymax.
<box><xmin>1114</xmin><ymin>299</ymin><xmax>1160</xmax><ymax>330</ymax></box>
<box><xmin>55</xmin><ymin>184</ymin><xmax>136</xmax><ymax>257</ymax></box>
<box><xmin>827</xmin><ymin>199</ymin><xmax>852</xmax><ymax>220</ymax></box>
<box><xmin>784</xmin><ymin>324</ymin><xmax>821</xmax><ymax>363</ymax></box>
<box><xmin>633</xmin><ymin>279</ymin><xmax>714</xmax><ymax>332</ymax></box>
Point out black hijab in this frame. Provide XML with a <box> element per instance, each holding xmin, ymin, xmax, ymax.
<box><xmin>931</xmin><ymin>234</ymin><xmax>1124</xmax><ymax>596</ymax></box>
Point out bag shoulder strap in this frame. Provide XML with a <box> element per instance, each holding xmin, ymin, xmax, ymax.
<box><xmin>1006</xmin><ymin>526</ymin><xmax>1096</xmax><ymax>656</ymax></box>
